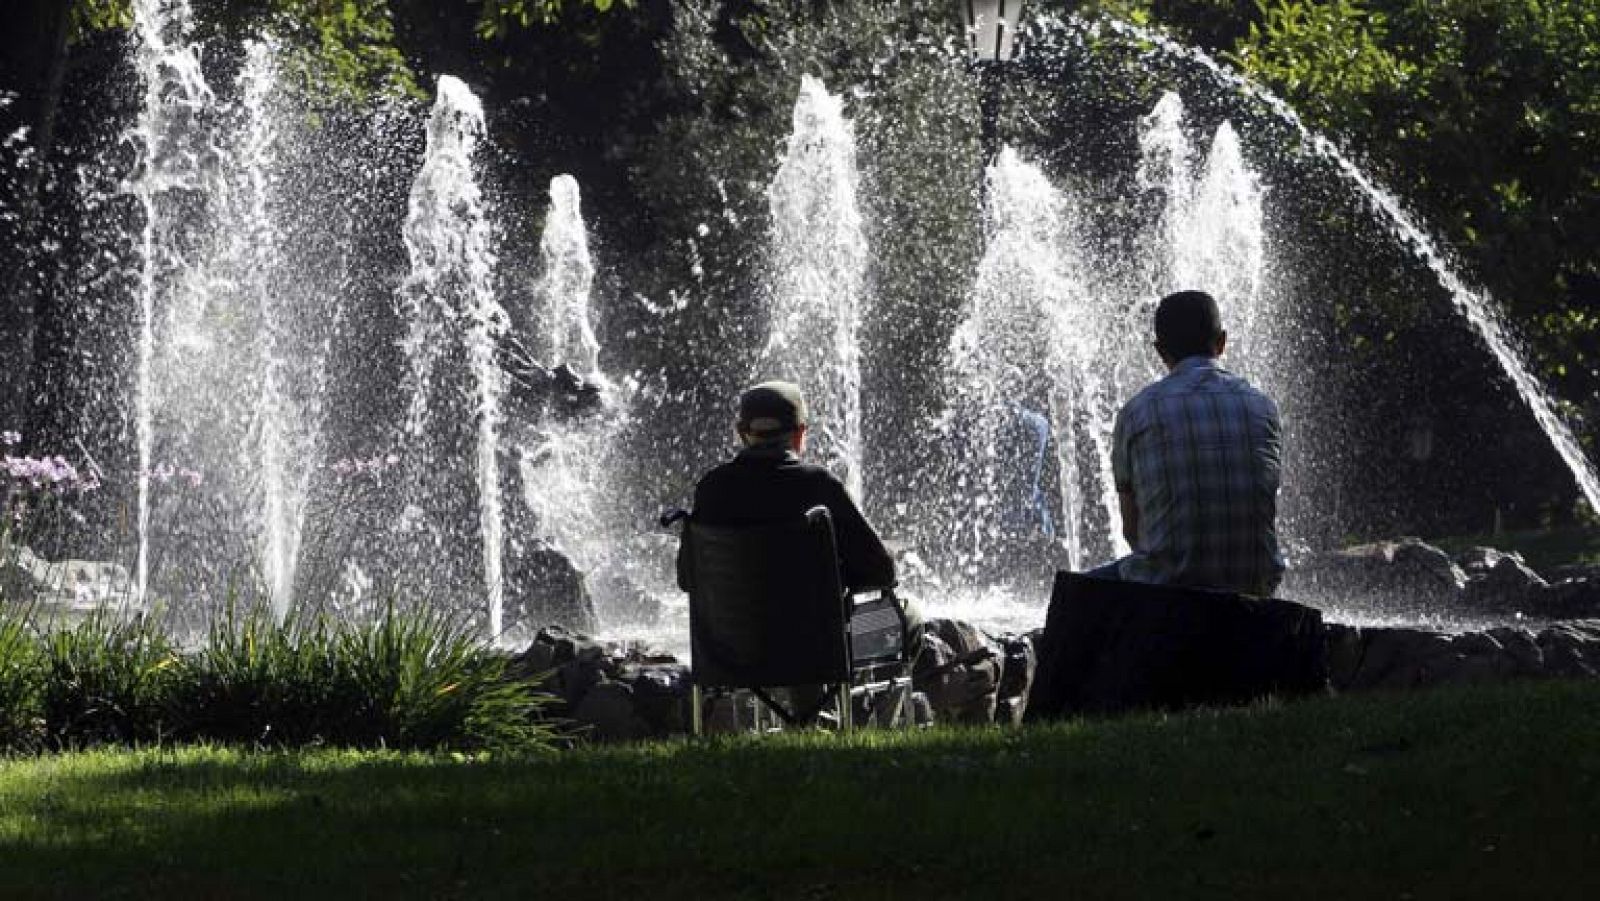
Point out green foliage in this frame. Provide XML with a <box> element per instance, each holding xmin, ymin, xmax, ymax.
<box><xmin>271</xmin><ymin>0</ymin><xmax>421</xmax><ymax>99</ymax></box>
<box><xmin>1231</xmin><ymin>0</ymin><xmax>1411</xmax><ymax>130</ymax></box>
<box><xmin>1230</xmin><ymin>0</ymin><xmax>1600</xmax><ymax>404</ymax></box>
<box><xmin>40</xmin><ymin>612</ymin><xmax>180</xmax><ymax>748</ymax></box>
<box><xmin>174</xmin><ymin>602</ymin><xmax>340</xmax><ymax>746</ymax></box>
<box><xmin>324</xmin><ymin>602</ymin><xmax>554</xmax><ymax>751</ymax></box>
<box><xmin>476</xmin><ymin>0</ymin><xmax>636</xmax><ymax>39</ymax></box>
<box><xmin>70</xmin><ymin>0</ymin><xmax>132</xmax><ymax>41</ymax></box>
<box><xmin>176</xmin><ymin>602</ymin><xmax>558</xmax><ymax>752</ymax></box>
<box><xmin>0</xmin><ymin>610</ymin><xmax>43</xmax><ymax>750</ymax></box>
<box><xmin>0</xmin><ymin>601</ymin><xmax>554</xmax><ymax>754</ymax></box>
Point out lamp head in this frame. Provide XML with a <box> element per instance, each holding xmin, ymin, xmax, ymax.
<box><xmin>961</xmin><ymin>0</ymin><xmax>1027</xmax><ymax>63</ymax></box>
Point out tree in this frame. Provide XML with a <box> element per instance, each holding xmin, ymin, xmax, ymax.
<box><xmin>0</xmin><ymin>0</ymin><xmax>75</xmax><ymax>432</ymax></box>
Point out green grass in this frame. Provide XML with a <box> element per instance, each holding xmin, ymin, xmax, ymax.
<box><xmin>2</xmin><ymin>680</ymin><xmax>1598</xmax><ymax>900</ymax></box>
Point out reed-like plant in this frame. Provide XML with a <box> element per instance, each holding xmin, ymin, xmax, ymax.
<box><xmin>0</xmin><ymin>608</ymin><xmax>43</xmax><ymax>750</ymax></box>
<box><xmin>176</xmin><ymin>599</ymin><xmax>557</xmax><ymax>753</ymax></box>
<box><xmin>325</xmin><ymin>602</ymin><xmax>556</xmax><ymax>752</ymax></box>
<box><xmin>172</xmin><ymin>601</ymin><xmax>336</xmax><ymax>746</ymax></box>
<box><xmin>40</xmin><ymin>611</ymin><xmax>180</xmax><ymax>748</ymax></box>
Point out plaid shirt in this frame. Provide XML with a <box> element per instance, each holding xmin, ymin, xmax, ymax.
<box><xmin>1111</xmin><ymin>356</ymin><xmax>1286</xmax><ymax>596</ymax></box>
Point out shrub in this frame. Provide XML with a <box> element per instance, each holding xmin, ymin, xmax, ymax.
<box><xmin>173</xmin><ymin>602</ymin><xmax>337</xmax><ymax>746</ymax></box>
<box><xmin>176</xmin><ymin>601</ymin><xmax>557</xmax><ymax>753</ymax></box>
<box><xmin>325</xmin><ymin>602</ymin><xmax>556</xmax><ymax>752</ymax></box>
<box><xmin>40</xmin><ymin>612</ymin><xmax>181</xmax><ymax>748</ymax></box>
<box><xmin>0</xmin><ymin>609</ymin><xmax>43</xmax><ymax>750</ymax></box>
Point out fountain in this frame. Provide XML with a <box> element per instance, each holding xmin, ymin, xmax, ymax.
<box><xmin>762</xmin><ymin>75</ymin><xmax>869</xmax><ymax>500</ymax></box>
<box><xmin>396</xmin><ymin>75</ymin><xmax>508</xmax><ymax>635</ymax></box>
<box><xmin>126</xmin><ymin>0</ymin><xmax>216</xmax><ymax>605</ymax></box>
<box><xmin>942</xmin><ymin>147</ymin><xmax>1098</xmax><ymax>575</ymax></box>
<box><xmin>13</xmin><ymin>0</ymin><xmax>1597</xmax><ymax>649</ymax></box>
<box><xmin>511</xmin><ymin>173</ymin><xmax>632</xmax><ymax>636</ymax></box>
<box><xmin>1071</xmin><ymin>13</ymin><xmax>1600</xmax><ymax>519</ymax></box>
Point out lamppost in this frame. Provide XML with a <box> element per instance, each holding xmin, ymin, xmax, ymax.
<box><xmin>960</xmin><ymin>0</ymin><xmax>1028</xmax><ymax>164</ymax></box>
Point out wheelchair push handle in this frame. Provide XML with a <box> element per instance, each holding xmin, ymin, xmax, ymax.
<box><xmin>659</xmin><ymin>508</ymin><xmax>689</xmax><ymax>529</ymax></box>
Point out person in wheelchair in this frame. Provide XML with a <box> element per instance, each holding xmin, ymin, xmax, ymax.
<box><xmin>676</xmin><ymin>380</ymin><xmax>922</xmax><ymax>723</ymax></box>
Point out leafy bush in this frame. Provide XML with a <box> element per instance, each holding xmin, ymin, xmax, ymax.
<box><xmin>173</xmin><ymin>602</ymin><xmax>338</xmax><ymax>746</ymax></box>
<box><xmin>173</xmin><ymin>601</ymin><xmax>556</xmax><ymax>753</ymax></box>
<box><xmin>0</xmin><ymin>588</ymin><xmax>557</xmax><ymax>755</ymax></box>
<box><xmin>324</xmin><ymin>603</ymin><xmax>555</xmax><ymax>752</ymax></box>
<box><xmin>0</xmin><ymin>609</ymin><xmax>43</xmax><ymax>750</ymax></box>
<box><xmin>40</xmin><ymin>612</ymin><xmax>180</xmax><ymax>748</ymax></box>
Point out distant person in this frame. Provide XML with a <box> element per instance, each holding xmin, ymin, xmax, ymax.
<box><xmin>1092</xmin><ymin>290</ymin><xmax>1286</xmax><ymax>596</ymax></box>
<box><xmin>1004</xmin><ymin>403</ymin><xmax>1056</xmax><ymax>540</ymax></box>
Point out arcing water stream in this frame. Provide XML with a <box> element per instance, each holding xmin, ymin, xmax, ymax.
<box><xmin>1072</xmin><ymin>14</ymin><xmax>1600</xmax><ymax>518</ymax></box>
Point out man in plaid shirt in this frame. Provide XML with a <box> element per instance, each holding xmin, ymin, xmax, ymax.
<box><xmin>1099</xmin><ymin>290</ymin><xmax>1287</xmax><ymax>597</ymax></box>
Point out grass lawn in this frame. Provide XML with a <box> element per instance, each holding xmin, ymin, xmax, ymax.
<box><xmin>2</xmin><ymin>680</ymin><xmax>1598</xmax><ymax>900</ymax></box>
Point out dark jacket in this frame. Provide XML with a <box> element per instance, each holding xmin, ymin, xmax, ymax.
<box><xmin>677</xmin><ymin>444</ymin><xmax>896</xmax><ymax>593</ymax></box>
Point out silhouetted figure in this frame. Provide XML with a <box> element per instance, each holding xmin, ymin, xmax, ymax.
<box><xmin>679</xmin><ymin>380</ymin><xmax>920</xmax><ymax>722</ymax></box>
<box><xmin>1092</xmin><ymin>290</ymin><xmax>1286</xmax><ymax>596</ymax></box>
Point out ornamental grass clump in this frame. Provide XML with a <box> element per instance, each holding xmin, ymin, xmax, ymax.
<box><xmin>177</xmin><ymin>601</ymin><xmax>557</xmax><ymax>753</ymax></box>
<box><xmin>40</xmin><ymin>611</ymin><xmax>180</xmax><ymax>748</ymax></box>
<box><xmin>173</xmin><ymin>603</ymin><xmax>343</xmax><ymax>746</ymax></box>
<box><xmin>0</xmin><ymin>609</ymin><xmax>44</xmax><ymax>749</ymax></box>
<box><xmin>325</xmin><ymin>602</ymin><xmax>556</xmax><ymax>753</ymax></box>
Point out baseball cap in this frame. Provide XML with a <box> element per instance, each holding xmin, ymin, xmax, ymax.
<box><xmin>737</xmin><ymin>381</ymin><xmax>808</xmax><ymax>437</ymax></box>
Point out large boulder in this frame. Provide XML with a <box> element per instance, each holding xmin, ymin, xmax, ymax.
<box><xmin>1291</xmin><ymin>538</ymin><xmax>1466</xmax><ymax>614</ymax></box>
<box><xmin>501</xmin><ymin>542</ymin><xmax>596</xmax><ymax>638</ymax></box>
<box><xmin>1027</xmin><ymin>573</ymin><xmax>1328</xmax><ymax>720</ymax></box>
<box><xmin>1455</xmin><ymin>546</ymin><xmax>1522</xmax><ymax>578</ymax></box>
<box><xmin>1526</xmin><ymin>578</ymin><xmax>1600</xmax><ymax>620</ymax></box>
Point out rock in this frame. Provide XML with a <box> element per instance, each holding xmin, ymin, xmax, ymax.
<box><xmin>1463</xmin><ymin>556</ymin><xmax>1548</xmax><ymax>612</ymax></box>
<box><xmin>622</xmin><ymin>662</ymin><xmax>691</xmax><ymax>735</ymax></box>
<box><xmin>1027</xmin><ymin>573</ymin><xmax>1328</xmax><ymax>720</ymax></box>
<box><xmin>1292</xmin><ymin>538</ymin><xmax>1466</xmax><ymax>613</ymax></box>
<box><xmin>993</xmin><ymin>632</ymin><xmax>1037</xmax><ymax>725</ymax></box>
<box><xmin>1544</xmin><ymin>563</ymin><xmax>1600</xmax><ymax>584</ymax></box>
<box><xmin>507</xmin><ymin>625</ymin><xmax>611</xmax><ymax>708</ymax></box>
<box><xmin>1455</xmin><ymin>546</ymin><xmax>1524</xmax><ymax>578</ymax></box>
<box><xmin>1325</xmin><ymin>623</ymin><xmax>1366</xmax><ymax>689</ymax></box>
<box><xmin>1485</xmin><ymin>626</ymin><xmax>1545</xmax><ymax>676</ymax></box>
<box><xmin>1526</xmin><ymin>579</ymin><xmax>1600</xmax><ymax>619</ymax></box>
<box><xmin>3</xmin><ymin>546</ymin><xmax>139</xmax><ymax>625</ymax></box>
<box><xmin>1332</xmin><ymin>620</ymin><xmax>1600</xmax><ymax>691</ymax></box>
<box><xmin>502</xmin><ymin>542</ymin><xmax>596</xmax><ymax>637</ymax></box>
<box><xmin>1535</xmin><ymin>621</ymin><xmax>1600</xmax><ymax>678</ymax></box>
<box><xmin>1339</xmin><ymin>628</ymin><xmax>1522</xmax><ymax>690</ymax></box>
<box><xmin>1389</xmin><ymin>539</ymin><xmax>1468</xmax><ymax>589</ymax></box>
<box><xmin>572</xmin><ymin>679</ymin><xmax>650</xmax><ymax>742</ymax></box>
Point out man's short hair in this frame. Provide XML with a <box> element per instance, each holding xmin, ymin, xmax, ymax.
<box><xmin>1155</xmin><ymin>290</ymin><xmax>1223</xmax><ymax>360</ymax></box>
<box><xmin>737</xmin><ymin>381</ymin><xmax>808</xmax><ymax>442</ymax></box>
